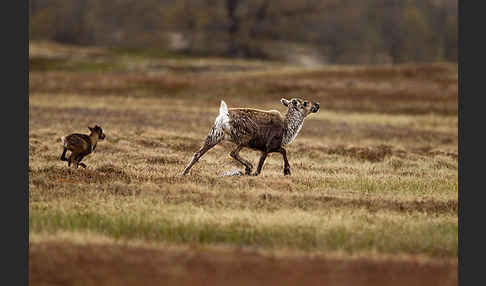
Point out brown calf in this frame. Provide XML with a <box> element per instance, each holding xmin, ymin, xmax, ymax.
<box><xmin>60</xmin><ymin>125</ymin><xmax>106</xmax><ymax>168</ymax></box>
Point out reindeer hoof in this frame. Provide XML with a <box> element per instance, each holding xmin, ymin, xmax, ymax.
<box><xmin>284</xmin><ymin>168</ymin><xmax>291</xmax><ymax>176</ymax></box>
<box><xmin>245</xmin><ymin>167</ymin><xmax>252</xmax><ymax>175</ymax></box>
<box><xmin>181</xmin><ymin>168</ymin><xmax>191</xmax><ymax>176</ymax></box>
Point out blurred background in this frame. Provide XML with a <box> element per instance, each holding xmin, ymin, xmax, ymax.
<box><xmin>29</xmin><ymin>0</ymin><xmax>457</xmax><ymax>66</ymax></box>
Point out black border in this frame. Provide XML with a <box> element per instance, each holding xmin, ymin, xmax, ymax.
<box><xmin>457</xmin><ymin>0</ymin><xmax>462</xmax><ymax>281</ymax></box>
<box><xmin>458</xmin><ymin>0</ymin><xmax>482</xmax><ymax>285</ymax></box>
<box><xmin>2</xmin><ymin>0</ymin><xmax>29</xmax><ymax>285</ymax></box>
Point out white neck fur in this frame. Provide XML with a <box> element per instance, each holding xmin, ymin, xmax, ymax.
<box><xmin>282</xmin><ymin>109</ymin><xmax>305</xmax><ymax>146</ymax></box>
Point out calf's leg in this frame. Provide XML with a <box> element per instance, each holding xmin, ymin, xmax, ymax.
<box><xmin>76</xmin><ymin>154</ymin><xmax>87</xmax><ymax>168</ymax></box>
<box><xmin>68</xmin><ymin>154</ymin><xmax>74</xmax><ymax>167</ymax></box>
<box><xmin>60</xmin><ymin>148</ymin><xmax>68</xmax><ymax>162</ymax></box>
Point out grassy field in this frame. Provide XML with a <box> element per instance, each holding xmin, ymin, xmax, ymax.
<box><xmin>29</xmin><ymin>41</ymin><xmax>458</xmax><ymax>286</ymax></box>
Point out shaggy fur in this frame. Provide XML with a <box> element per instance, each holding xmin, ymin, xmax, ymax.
<box><xmin>182</xmin><ymin>98</ymin><xmax>319</xmax><ymax>176</ymax></box>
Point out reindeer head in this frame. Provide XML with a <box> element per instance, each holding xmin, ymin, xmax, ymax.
<box><xmin>88</xmin><ymin>125</ymin><xmax>106</xmax><ymax>140</ymax></box>
<box><xmin>281</xmin><ymin>98</ymin><xmax>320</xmax><ymax>117</ymax></box>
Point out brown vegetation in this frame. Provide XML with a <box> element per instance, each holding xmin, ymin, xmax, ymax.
<box><xmin>30</xmin><ymin>240</ymin><xmax>457</xmax><ymax>286</ymax></box>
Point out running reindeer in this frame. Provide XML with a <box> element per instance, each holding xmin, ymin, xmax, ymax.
<box><xmin>60</xmin><ymin>125</ymin><xmax>106</xmax><ymax>168</ymax></box>
<box><xmin>182</xmin><ymin>98</ymin><xmax>320</xmax><ymax>176</ymax></box>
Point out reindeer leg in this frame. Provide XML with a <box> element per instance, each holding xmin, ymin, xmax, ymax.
<box><xmin>60</xmin><ymin>148</ymin><xmax>68</xmax><ymax>162</ymax></box>
<box><xmin>182</xmin><ymin>142</ymin><xmax>219</xmax><ymax>175</ymax></box>
<box><xmin>252</xmin><ymin>152</ymin><xmax>268</xmax><ymax>176</ymax></box>
<box><xmin>230</xmin><ymin>145</ymin><xmax>253</xmax><ymax>175</ymax></box>
<box><xmin>182</xmin><ymin>125</ymin><xmax>224</xmax><ymax>176</ymax></box>
<box><xmin>76</xmin><ymin>154</ymin><xmax>87</xmax><ymax>169</ymax></box>
<box><xmin>69</xmin><ymin>153</ymin><xmax>81</xmax><ymax>168</ymax></box>
<box><xmin>279</xmin><ymin>147</ymin><xmax>291</xmax><ymax>176</ymax></box>
<box><xmin>68</xmin><ymin>154</ymin><xmax>74</xmax><ymax>167</ymax></box>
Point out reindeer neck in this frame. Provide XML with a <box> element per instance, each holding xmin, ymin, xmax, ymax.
<box><xmin>88</xmin><ymin>133</ymin><xmax>99</xmax><ymax>151</ymax></box>
<box><xmin>282</xmin><ymin>109</ymin><xmax>305</xmax><ymax>146</ymax></box>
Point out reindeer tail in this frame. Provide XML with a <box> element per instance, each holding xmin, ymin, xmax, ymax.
<box><xmin>215</xmin><ymin>100</ymin><xmax>229</xmax><ymax>127</ymax></box>
<box><xmin>219</xmin><ymin>100</ymin><xmax>228</xmax><ymax>115</ymax></box>
<box><xmin>61</xmin><ymin>136</ymin><xmax>67</xmax><ymax>147</ymax></box>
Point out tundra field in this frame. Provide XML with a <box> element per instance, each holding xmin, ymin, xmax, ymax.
<box><xmin>29</xmin><ymin>42</ymin><xmax>458</xmax><ymax>286</ymax></box>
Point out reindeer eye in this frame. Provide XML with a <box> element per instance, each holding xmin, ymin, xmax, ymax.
<box><xmin>303</xmin><ymin>101</ymin><xmax>308</xmax><ymax>107</ymax></box>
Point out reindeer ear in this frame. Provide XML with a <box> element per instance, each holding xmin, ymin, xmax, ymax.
<box><xmin>281</xmin><ymin>98</ymin><xmax>290</xmax><ymax>107</ymax></box>
<box><xmin>88</xmin><ymin>126</ymin><xmax>94</xmax><ymax>132</ymax></box>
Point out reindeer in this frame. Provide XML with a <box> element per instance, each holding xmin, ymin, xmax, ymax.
<box><xmin>60</xmin><ymin>125</ymin><xmax>106</xmax><ymax>168</ymax></box>
<box><xmin>182</xmin><ymin>98</ymin><xmax>320</xmax><ymax>176</ymax></box>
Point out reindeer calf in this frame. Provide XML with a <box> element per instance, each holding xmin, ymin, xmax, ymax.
<box><xmin>182</xmin><ymin>98</ymin><xmax>320</xmax><ymax>176</ymax></box>
<box><xmin>60</xmin><ymin>125</ymin><xmax>106</xmax><ymax>168</ymax></box>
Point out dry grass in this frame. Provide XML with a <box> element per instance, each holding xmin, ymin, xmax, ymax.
<box><xmin>29</xmin><ymin>41</ymin><xmax>457</xmax><ymax>285</ymax></box>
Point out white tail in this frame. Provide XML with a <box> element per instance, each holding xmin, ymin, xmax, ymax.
<box><xmin>219</xmin><ymin>100</ymin><xmax>228</xmax><ymax>115</ymax></box>
<box><xmin>215</xmin><ymin>100</ymin><xmax>229</xmax><ymax>128</ymax></box>
<box><xmin>182</xmin><ymin>100</ymin><xmax>229</xmax><ymax>176</ymax></box>
<box><xmin>61</xmin><ymin>136</ymin><xmax>67</xmax><ymax>147</ymax></box>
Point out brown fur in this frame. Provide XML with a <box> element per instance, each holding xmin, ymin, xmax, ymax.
<box><xmin>60</xmin><ymin>125</ymin><xmax>106</xmax><ymax>168</ymax></box>
<box><xmin>227</xmin><ymin>108</ymin><xmax>285</xmax><ymax>152</ymax></box>
<box><xmin>182</xmin><ymin>98</ymin><xmax>319</xmax><ymax>176</ymax></box>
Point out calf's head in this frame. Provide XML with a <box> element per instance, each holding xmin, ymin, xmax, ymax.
<box><xmin>89</xmin><ymin>125</ymin><xmax>106</xmax><ymax>140</ymax></box>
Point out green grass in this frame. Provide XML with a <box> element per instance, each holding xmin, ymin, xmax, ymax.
<box><xmin>30</xmin><ymin>57</ymin><xmax>120</xmax><ymax>72</ymax></box>
<box><xmin>30</xmin><ymin>207</ymin><xmax>457</xmax><ymax>257</ymax></box>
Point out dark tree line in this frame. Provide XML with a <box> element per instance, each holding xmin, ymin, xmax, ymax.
<box><xmin>30</xmin><ymin>0</ymin><xmax>457</xmax><ymax>64</ymax></box>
